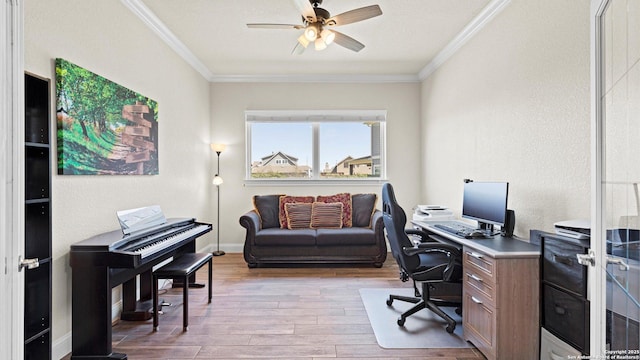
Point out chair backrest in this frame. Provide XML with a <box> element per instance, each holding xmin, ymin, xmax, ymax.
<box><xmin>381</xmin><ymin>183</ymin><xmax>421</xmax><ymax>272</ymax></box>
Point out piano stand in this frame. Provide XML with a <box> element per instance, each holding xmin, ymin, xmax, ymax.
<box><xmin>69</xmin><ymin>218</ymin><xmax>212</xmax><ymax>360</ymax></box>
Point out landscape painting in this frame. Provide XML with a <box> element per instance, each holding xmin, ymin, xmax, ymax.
<box><xmin>55</xmin><ymin>58</ymin><xmax>159</xmax><ymax>175</ymax></box>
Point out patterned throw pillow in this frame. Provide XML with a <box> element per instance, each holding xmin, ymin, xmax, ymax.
<box><xmin>284</xmin><ymin>203</ymin><xmax>313</xmax><ymax>229</ymax></box>
<box><xmin>279</xmin><ymin>195</ymin><xmax>315</xmax><ymax>229</ymax></box>
<box><xmin>316</xmin><ymin>193</ymin><xmax>352</xmax><ymax>227</ymax></box>
<box><xmin>310</xmin><ymin>202</ymin><xmax>343</xmax><ymax>229</ymax></box>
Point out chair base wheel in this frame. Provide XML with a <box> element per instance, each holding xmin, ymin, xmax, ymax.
<box><xmin>397</xmin><ymin>317</ymin><xmax>406</xmax><ymax>326</ymax></box>
<box><xmin>386</xmin><ymin>298</ymin><xmax>393</xmax><ymax>306</ymax></box>
<box><xmin>446</xmin><ymin>324</ymin><xmax>455</xmax><ymax>333</ymax></box>
<box><xmin>455</xmin><ymin>307</ymin><xmax>462</xmax><ymax>315</ymax></box>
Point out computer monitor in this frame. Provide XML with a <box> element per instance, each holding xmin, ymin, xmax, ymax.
<box><xmin>462</xmin><ymin>181</ymin><xmax>509</xmax><ymax>232</ymax></box>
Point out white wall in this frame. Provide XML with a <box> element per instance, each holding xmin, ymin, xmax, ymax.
<box><xmin>209</xmin><ymin>82</ymin><xmax>422</xmax><ymax>251</ymax></box>
<box><xmin>24</xmin><ymin>0</ymin><xmax>213</xmax><ymax>357</ymax></box>
<box><xmin>421</xmin><ymin>0</ymin><xmax>591</xmax><ymax>236</ymax></box>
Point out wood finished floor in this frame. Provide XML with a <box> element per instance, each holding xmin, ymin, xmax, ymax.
<box><xmin>65</xmin><ymin>253</ymin><xmax>484</xmax><ymax>360</ymax></box>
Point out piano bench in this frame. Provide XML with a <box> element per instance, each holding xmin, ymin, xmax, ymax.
<box><xmin>152</xmin><ymin>252</ymin><xmax>213</xmax><ymax>331</ymax></box>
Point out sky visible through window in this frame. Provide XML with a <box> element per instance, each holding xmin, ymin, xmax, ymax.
<box><xmin>251</xmin><ymin>122</ymin><xmax>371</xmax><ymax>168</ymax></box>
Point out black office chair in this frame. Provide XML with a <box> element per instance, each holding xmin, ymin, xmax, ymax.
<box><xmin>381</xmin><ymin>182</ymin><xmax>463</xmax><ymax>333</ymax></box>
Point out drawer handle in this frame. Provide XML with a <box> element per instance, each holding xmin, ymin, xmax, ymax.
<box><xmin>553</xmin><ymin>254</ymin><xmax>573</xmax><ymax>266</ymax></box>
<box><xmin>466</xmin><ymin>251</ymin><xmax>484</xmax><ymax>259</ymax></box>
<box><xmin>554</xmin><ymin>304</ymin><xmax>566</xmax><ymax>315</ymax></box>
<box><xmin>549</xmin><ymin>350</ymin><xmax>565</xmax><ymax>360</ymax></box>
<box><xmin>468</xmin><ymin>273</ymin><xmax>483</xmax><ymax>282</ymax></box>
<box><xmin>471</xmin><ymin>296</ymin><xmax>483</xmax><ymax>304</ymax></box>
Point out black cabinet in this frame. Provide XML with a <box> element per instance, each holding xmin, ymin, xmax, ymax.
<box><xmin>24</xmin><ymin>73</ymin><xmax>52</xmax><ymax>360</ymax></box>
<box><xmin>531</xmin><ymin>230</ymin><xmax>590</xmax><ymax>355</ymax></box>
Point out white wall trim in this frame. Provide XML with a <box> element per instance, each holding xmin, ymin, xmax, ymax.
<box><xmin>2</xmin><ymin>1</ymin><xmax>25</xmax><ymax>359</ymax></box>
<box><xmin>120</xmin><ymin>0</ymin><xmax>214</xmax><ymax>81</ymax></box>
<box><xmin>418</xmin><ymin>0</ymin><xmax>511</xmax><ymax>80</ymax></box>
<box><xmin>209</xmin><ymin>73</ymin><xmax>420</xmax><ymax>83</ymax></box>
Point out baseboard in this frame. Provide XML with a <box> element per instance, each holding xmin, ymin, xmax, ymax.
<box><xmin>52</xmin><ymin>331</ymin><xmax>71</xmax><ymax>360</ymax></box>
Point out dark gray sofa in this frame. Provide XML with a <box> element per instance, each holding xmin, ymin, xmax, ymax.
<box><xmin>239</xmin><ymin>194</ymin><xmax>387</xmax><ymax>268</ymax></box>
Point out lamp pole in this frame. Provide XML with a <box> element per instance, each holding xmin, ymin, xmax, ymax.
<box><xmin>211</xmin><ymin>144</ymin><xmax>226</xmax><ymax>256</ymax></box>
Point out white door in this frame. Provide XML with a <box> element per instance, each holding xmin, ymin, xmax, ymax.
<box><xmin>1</xmin><ymin>1</ymin><xmax>25</xmax><ymax>359</ymax></box>
<box><xmin>591</xmin><ymin>0</ymin><xmax>640</xmax><ymax>355</ymax></box>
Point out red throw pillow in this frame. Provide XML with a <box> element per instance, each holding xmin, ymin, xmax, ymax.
<box><xmin>279</xmin><ymin>195</ymin><xmax>314</xmax><ymax>229</ymax></box>
<box><xmin>316</xmin><ymin>193</ymin><xmax>352</xmax><ymax>227</ymax></box>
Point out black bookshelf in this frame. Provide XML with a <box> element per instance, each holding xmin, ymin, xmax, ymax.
<box><xmin>24</xmin><ymin>73</ymin><xmax>52</xmax><ymax>360</ymax></box>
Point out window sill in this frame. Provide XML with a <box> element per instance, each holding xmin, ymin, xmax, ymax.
<box><xmin>243</xmin><ymin>178</ymin><xmax>388</xmax><ymax>187</ymax></box>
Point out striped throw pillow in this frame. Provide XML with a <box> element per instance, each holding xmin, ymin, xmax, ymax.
<box><xmin>311</xmin><ymin>202</ymin><xmax>343</xmax><ymax>229</ymax></box>
<box><xmin>284</xmin><ymin>202</ymin><xmax>313</xmax><ymax>229</ymax></box>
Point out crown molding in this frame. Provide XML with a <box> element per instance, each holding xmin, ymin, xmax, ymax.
<box><xmin>209</xmin><ymin>73</ymin><xmax>420</xmax><ymax>83</ymax></box>
<box><xmin>123</xmin><ymin>0</ymin><xmax>509</xmax><ymax>84</ymax></box>
<box><xmin>418</xmin><ymin>0</ymin><xmax>511</xmax><ymax>80</ymax></box>
<box><xmin>120</xmin><ymin>0</ymin><xmax>214</xmax><ymax>80</ymax></box>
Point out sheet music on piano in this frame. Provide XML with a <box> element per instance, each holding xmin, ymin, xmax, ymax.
<box><xmin>117</xmin><ymin>205</ymin><xmax>167</xmax><ymax>235</ymax></box>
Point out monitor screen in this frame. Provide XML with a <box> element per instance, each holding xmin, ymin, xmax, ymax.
<box><xmin>462</xmin><ymin>181</ymin><xmax>509</xmax><ymax>228</ymax></box>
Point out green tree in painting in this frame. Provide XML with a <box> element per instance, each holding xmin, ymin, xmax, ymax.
<box><xmin>56</xmin><ymin>58</ymin><xmax>159</xmax><ymax>175</ymax></box>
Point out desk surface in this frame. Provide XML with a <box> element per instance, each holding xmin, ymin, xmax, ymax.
<box><xmin>412</xmin><ymin>220</ymin><xmax>540</xmax><ymax>258</ymax></box>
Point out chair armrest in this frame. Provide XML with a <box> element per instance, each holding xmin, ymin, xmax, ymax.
<box><xmin>403</xmin><ymin>242</ymin><xmax>461</xmax><ymax>258</ymax></box>
<box><xmin>403</xmin><ymin>243</ymin><xmax>462</xmax><ymax>282</ymax></box>
<box><xmin>405</xmin><ymin>228</ymin><xmax>434</xmax><ymax>243</ymax></box>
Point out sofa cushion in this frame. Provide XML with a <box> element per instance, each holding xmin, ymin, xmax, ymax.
<box><xmin>285</xmin><ymin>202</ymin><xmax>313</xmax><ymax>229</ymax></box>
<box><xmin>254</xmin><ymin>228</ymin><xmax>317</xmax><ymax>246</ymax></box>
<box><xmin>316</xmin><ymin>228</ymin><xmax>377</xmax><ymax>246</ymax></box>
<box><xmin>279</xmin><ymin>195</ymin><xmax>315</xmax><ymax>229</ymax></box>
<box><xmin>352</xmin><ymin>193</ymin><xmax>378</xmax><ymax>228</ymax></box>
<box><xmin>316</xmin><ymin>193</ymin><xmax>352</xmax><ymax>227</ymax></box>
<box><xmin>310</xmin><ymin>202</ymin><xmax>343</xmax><ymax>229</ymax></box>
<box><xmin>253</xmin><ymin>194</ymin><xmax>283</xmax><ymax>229</ymax></box>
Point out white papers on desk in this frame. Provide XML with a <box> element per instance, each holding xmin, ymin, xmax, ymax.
<box><xmin>412</xmin><ymin>205</ymin><xmax>454</xmax><ymax>222</ymax></box>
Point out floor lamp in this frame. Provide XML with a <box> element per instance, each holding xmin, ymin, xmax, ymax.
<box><xmin>211</xmin><ymin>143</ymin><xmax>226</xmax><ymax>256</ymax></box>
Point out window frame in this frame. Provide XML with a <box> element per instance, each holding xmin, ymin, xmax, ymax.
<box><xmin>245</xmin><ymin>110</ymin><xmax>387</xmax><ymax>185</ymax></box>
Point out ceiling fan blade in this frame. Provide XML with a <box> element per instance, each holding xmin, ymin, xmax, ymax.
<box><xmin>292</xmin><ymin>0</ymin><xmax>316</xmax><ymax>23</ymax></box>
<box><xmin>247</xmin><ymin>23</ymin><xmax>303</xmax><ymax>29</ymax></box>
<box><xmin>292</xmin><ymin>42</ymin><xmax>306</xmax><ymax>55</ymax></box>
<box><xmin>326</xmin><ymin>5</ymin><xmax>382</xmax><ymax>26</ymax></box>
<box><xmin>332</xmin><ymin>31</ymin><xmax>365</xmax><ymax>52</ymax></box>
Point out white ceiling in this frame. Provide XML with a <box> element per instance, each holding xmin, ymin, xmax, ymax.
<box><xmin>129</xmin><ymin>0</ymin><xmax>495</xmax><ymax>81</ymax></box>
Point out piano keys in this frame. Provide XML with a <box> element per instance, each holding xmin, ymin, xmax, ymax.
<box><xmin>69</xmin><ymin>218</ymin><xmax>211</xmax><ymax>360</ymax></box>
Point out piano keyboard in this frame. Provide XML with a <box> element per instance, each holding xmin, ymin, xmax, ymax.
<box><xmin>133</xmin><ymin>224</ymin><xmax>210</xmax><ymax>258</ymax></box>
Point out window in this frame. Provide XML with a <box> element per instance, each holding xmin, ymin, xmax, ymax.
<box><xmin>246</xmin><ymin>110</ymin><xmax>386</xmax><ymax>182</ymax></box>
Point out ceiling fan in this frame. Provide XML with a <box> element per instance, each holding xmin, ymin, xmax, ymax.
<box><xmin>247</xmin><ymin>0</ymin><xmax>382</xmax><ymax>54</ymax></box>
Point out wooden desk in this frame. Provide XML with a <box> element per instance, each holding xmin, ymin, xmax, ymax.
<box><xmin>412</xmin><ymin>220</ymin><xmax>541</xmax><ymax>360</ymax></box>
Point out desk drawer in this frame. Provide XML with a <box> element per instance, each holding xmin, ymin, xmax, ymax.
<box><xmin>463</xmin><ymin>286</ymin><xmax>497</xmax><ymax>358</ymax></box>
<box><xmin>543</xmin><ymin>240</ymin><xmax>587</xmax><ymax>296</ymax></box>
<box><xmin>464</xmin><ymin>248</ymin><xmax>495</xmax><ymax>284</ymax></box>
<box><xmin>464</xmin><ymin>268</ymin><xmax>496</xmax><ymax>307</ymax></box>
<box><xmin>543</xmin><ymin>284</ymin><xmax>588</xmax><ymax>352</ymax></box>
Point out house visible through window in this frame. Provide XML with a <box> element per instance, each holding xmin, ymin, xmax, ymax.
<box><xmin>246</xmin><ymin>110</ymin><xmax>386</xmax><ymax>181</ymax></box>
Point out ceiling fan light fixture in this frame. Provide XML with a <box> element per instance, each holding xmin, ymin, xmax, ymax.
<box><xmin>297</xmin><ymin>34</ymin><xmax>310</xmax><ymax>48</ymax></box>
<box><xmin>320</xmin><ymin>29</ymin><xmax>335</xmax><ymax>45</ymax></box>
<box><xmin>304</xmin><ymin>24</ymin><xmax>318</xmax><ymax>41</ymax></box>
<box><xmin>314</xmin><ymin>37</ymin><xmax>327</xmax><ymax>51</ymax></box>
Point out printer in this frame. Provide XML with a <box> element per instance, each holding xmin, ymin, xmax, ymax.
<box><xmin>554</xmin><ymin>219</ymin><xmax>591</xmax><ymax>240</ymax></box>
<box><xmin>412</xmin><ymin>205</ymin><xmax>454</xmax><ymax>222</ymax></box>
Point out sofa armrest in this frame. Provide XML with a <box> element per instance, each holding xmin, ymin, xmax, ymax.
<box><xmin>371</xmin><ymin>209</ymin><xmax>383</xmax><ymax>230</ymax></box>
<box><xmin>239</xmin><ymin>210</ymin><xmax>261</xmax><ymax>233</ymax></box>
